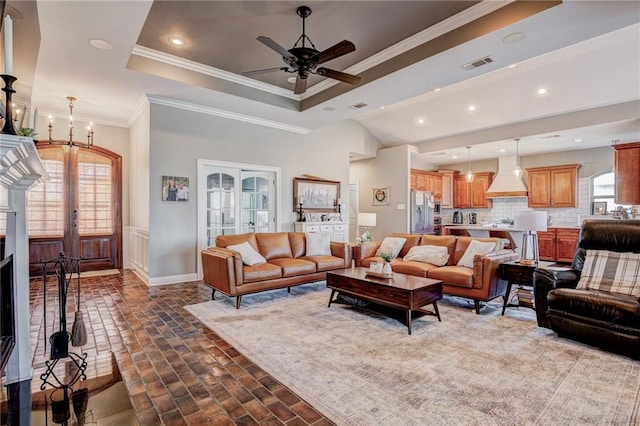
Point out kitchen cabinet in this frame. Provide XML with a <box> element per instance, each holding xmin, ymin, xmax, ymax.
<box><xmin>453</xmin><ymin>172</ymin><xmax>494</xmax><ymax>209</ymax></box>
<box><xmin>526</xmin><ymin>164</ymin><xmax>580</xmax><ymax>208</ymax></box>
<box><xmin>439</xmin><ymin>170</ymin><xmax>457</xmax><ymax>209</ymax></box>
<box><xmin>537</xmin><ymin>227</ymin><xmax>580</xmax><ymax>263</ymax></box>
<box><xmin>294</xmin><ymin>222</ymin><xmax>347</xmax><ymax>242</ymax></box>
<box><xmin>612</xmin><ymin>141</ymin><xmax>640</xmax><ymax>205</ymax></box>
<box><xmin>410</xmin><ymin>169</ymin><xmax>442</xmax><ymax>201</ymax></box>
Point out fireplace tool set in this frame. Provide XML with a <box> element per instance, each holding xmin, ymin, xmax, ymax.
<box><xmin>40</xmin><ymin>252</ymin><xmax>88</xmax><ymax>392</ymax></box>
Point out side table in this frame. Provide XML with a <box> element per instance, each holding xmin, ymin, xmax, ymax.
<box><xmin>500</xmin><ymin>260</ymin><xmax>555</xmax><ymax>315</ymax></box>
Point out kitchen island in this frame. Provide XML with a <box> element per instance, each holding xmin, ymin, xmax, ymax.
<box><xmin>443</xmin><ymin>224</ymin><xmax>581</xmax><ymax>262</ymax></box>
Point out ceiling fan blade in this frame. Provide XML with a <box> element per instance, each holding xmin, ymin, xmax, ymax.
<box><xmin>312</xmin><ymin>40</ymin><xmax>356</xmax><ymax>64</ymax></box>
<box><xmin>294</xmin><ymin>77</ymin><xmax>308</xmax><ymax>94</ymax></box>
<box><xmin>316</xmin><ymin>68</ymin><xmax>361</xmax><ymax>85</ymax></box>
<box><xmin>257</xmin><ymin>36</ymin><xmax>297</xmax><ymax>60</ymax></box>
<box><xmin>242</xmin><ymin>67</ymin><xmax>289</xmax><ymax>76</ymax></box>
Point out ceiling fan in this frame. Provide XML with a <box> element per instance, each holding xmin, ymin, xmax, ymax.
<box><xmin>243</xmin><ymin>5</ymin><xmax>361</xmax><ymax>95</ymax></box>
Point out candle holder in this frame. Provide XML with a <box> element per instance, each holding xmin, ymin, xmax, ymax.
<box><xmin>298</xmin><ymin>203</ymin><xmax>305</xmax><ymax>222</ymax></box>
<box><xmin>1</xmin><ymin>74</ymin><xmax>18</xmax><ymax>135</ymax></box>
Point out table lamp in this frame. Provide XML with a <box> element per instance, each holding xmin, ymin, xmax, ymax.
<box><xmin>358</xmin><ymin>212</ymin><xmax>377</xmax><ymax>242</ymax></box>
<box><xmin>514</xmin><ymin>210</ymin><xmax>548</xmax><ymax>265</ymax></box>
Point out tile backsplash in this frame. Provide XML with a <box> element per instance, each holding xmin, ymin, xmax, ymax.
<box><xmin>442</xmin><ymin>178</ymin><xmax>591</xmax><ymax>226</ymax></box>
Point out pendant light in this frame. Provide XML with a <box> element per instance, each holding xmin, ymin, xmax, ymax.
<box><xmin>513</xmin><ymin>138</ymin><xmax>523</xmax><ymax>178</ymax></box>
<box><xmin>465</xmin><ymin>146</ymin><xmax>474</xmax><ymax>182</ymax></box>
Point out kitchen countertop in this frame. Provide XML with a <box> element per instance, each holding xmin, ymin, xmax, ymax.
<box><xmin>443</xmin><ymin>224</ymin><xmax>581</xmax><ymax>230</ymax></box>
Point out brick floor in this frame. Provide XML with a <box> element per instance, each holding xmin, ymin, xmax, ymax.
<box><xmin>29</xmin><ymin>270</ymin><xmax>333</xmax><ymax>425</ymax></box>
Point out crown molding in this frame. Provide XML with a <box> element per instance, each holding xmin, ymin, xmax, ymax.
<box><xmin>126</xmin><ymin>95</ymin><xmax>151</xmax><ymax>128</ymax></box>
<box><xmin>146</xmin><ymin>96</ymin><xmax>310</xmax><ymax>135</ymax></box>
<box><xmin>131</xmin><ymin>45</ymin><xmax>300</xmax><ymax>101</ymax></box>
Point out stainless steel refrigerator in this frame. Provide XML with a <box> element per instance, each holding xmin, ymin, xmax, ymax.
<box><xmin>410</xmin><ymin>190</ymin><xmax>435</xmax><ymax>234</ymax></box>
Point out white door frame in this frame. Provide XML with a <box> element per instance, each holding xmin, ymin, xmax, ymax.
<box><xmin>197</xmin><ymin>159</ymin><xmax>281</xmax><ymax>279</ymax></box>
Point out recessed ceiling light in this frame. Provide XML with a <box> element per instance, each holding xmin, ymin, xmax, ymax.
<box><xmin>434</xmin><ymin>87</ymin><xmax>441</xmax><ymax>92</ymax></box>
<box><xmin>89</xmin><ymin>39</ymin><xmax>112</xmax><ymax>50</ymax></box>
<box><xmin>379</xmin><ymin>106</ymin><xmax>385</xmax><ymax>110</ymax></box>
<box><xmin>499</xmin><ymin>149</ymin><xmax>506</xmax><ymax>153</ymax></box>
<box><xmin>467</xmin><ymin>105</ymin><xmax>476</xmax><ymax>112</ymax></box>
<box><xmin>168</xmin><ymin>36</ymin><xmax>186</xmax><ymax>47</ymax></box>
<box><xmin>416</xmin><ymin>117</ymin><xmax>426</xmax><ymax>125</ymax></box>
<box><xmin>508</xmin><ymin>63</ymin><xmax>517</xmax><ymax>69</ymax></box>
<box><xmin>452</xmin><ymin>155</ymin><xmax>458</xmax><ymax>159</ymax></box>
<box><xmin>537</xmin><ymin>87</ymin><xmax>548</xmax><ymax>95</ymax></box>
<box><xmin>573</xmin><ymin>138</ymin><xmax>582</xmax><ymax>142</ymax></box>
<box><xmin>322</xmin><ymin>106</ymin><xmax>336</xmax><ymax>112</ymax></box>
<box><xmin>503</xmin><ymin>32</ymin><xmax>526</xmax><ymax>44</ymax></box>
<box><xmin>287</xmin><ymin>76</ymin><xmax>297</xmax><ymax>83</ymax></box>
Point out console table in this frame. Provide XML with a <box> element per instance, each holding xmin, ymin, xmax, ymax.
<box><xmin>294</xmin><ymin>221</ymin><xmax>347</xmax><ymax>242</ymax></box>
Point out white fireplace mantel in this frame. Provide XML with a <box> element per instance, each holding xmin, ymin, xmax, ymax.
<box><xmin>1</xmin><ymin>134</ymin><xmax>47</xmax><ymax>383</ymax></box>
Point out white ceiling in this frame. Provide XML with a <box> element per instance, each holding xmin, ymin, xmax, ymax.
<box><xmin>8</xmin><ymin>1</ymin><xmax>640</xmax><ymax>164</ymax></box>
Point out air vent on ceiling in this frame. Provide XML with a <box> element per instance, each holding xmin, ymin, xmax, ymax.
<box><xmin>462</xmin><ymin>56</ymin><xmax>494</xmax><ymax>71</ymax></box>
<box><xmin>348</xmin><ymin>102</ymin><xmax>368</xmax><ymax>110</ymax></box>
<box><xmin>430</xmin><ymin>152</ymin><xmax>447</xmax><ymax>156</ymax></box>
<box><xmin>539</xmin><ymin>134</ymin><xmax>561</xmax><ymax>139</ymax></box>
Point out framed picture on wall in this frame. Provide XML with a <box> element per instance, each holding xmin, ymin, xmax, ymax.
<box><xmin>293</xmin><ymin>177</ymin><xmax>340</xmax><ymax>211</ymax></box>
<box><xmin>592</xmin><ymin>201</ymin><xmax>607</xmax><ymax>215</ymax></box>
<box><xmin>162</xmin><ymin>176</ymin><xmax>190</xmax><ymax>201</ymax></box>
<box><xmin>372</xmin><ymin>187</ymin><xmax>390</xmax><ymax>206</ymax></box>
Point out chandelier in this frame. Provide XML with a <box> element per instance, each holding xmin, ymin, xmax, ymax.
<box><xmin>47</xmin><ymin>96</ymin><xmax>94</xmax><ymax>147</ymax></box>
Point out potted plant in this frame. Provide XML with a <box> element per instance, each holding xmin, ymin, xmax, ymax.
<box><xmin>379</xmin><ymin>251</ymin><xmax>394</xmax><ymax>275</ymax></box>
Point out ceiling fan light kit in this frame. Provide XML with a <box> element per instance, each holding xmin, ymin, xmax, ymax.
<box><xmin>244</xmin><ymin>5</ymin><xmax>361</xmax><ymax>94</ymax></box>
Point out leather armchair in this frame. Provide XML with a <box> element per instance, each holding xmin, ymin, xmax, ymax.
<box><xmin>533</xmin><ymin>220</ymin><xmax>640</xmax><ymax>358</ymax></box>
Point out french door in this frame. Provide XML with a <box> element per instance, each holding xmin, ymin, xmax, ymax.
<box><xmin>28</xmin><ymin>144</ymin><xmax>122</xmax><ymax>275</ymax></box>
<box><xmin>197</xmin><ymin>160</ymin><xmax>279</xmax><ymax>276</ymax></box>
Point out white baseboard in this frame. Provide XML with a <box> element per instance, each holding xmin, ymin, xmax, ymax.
<box><xmin>148</xmin><ymin>273</ymin><xmax>199</xmax><ymax>286</ymax></box>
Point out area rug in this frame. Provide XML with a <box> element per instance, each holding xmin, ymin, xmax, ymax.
<box><xmin>185</xmin><ymin>282</ymin><xmax>640</xmax><ymax>425</ymax></box>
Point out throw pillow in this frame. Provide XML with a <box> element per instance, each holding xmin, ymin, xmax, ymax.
<box><xmin>376</xmin><ymin>237</ymin><xmax>407</xmax><ymax>260</ymax></box>
<box><xmin>456</xmin><ymin>240</ymin><xmax>497</xmax><ymax>268</ymax></box>
<box><xmin>227</xmin><ymin>241</ymin><xmax>267</xmax><ymax>266</ymax></box>
<box><xmin>305</xmin><ymin>232</ymin><xmax>331</xmax><ymax>256</ymax></box>
<box><xmin>403</xmin><ymin>245</ymin><xmax>449</xmax><ymax>266</ymax></box>
<box><xmin>576</xmin><ymin>250</ymin><xmax>640</xmax><ymax>297</ymax></box>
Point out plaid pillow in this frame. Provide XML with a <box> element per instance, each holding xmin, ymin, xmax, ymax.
<box><xmin>576</xmin><ymin>250</ymin><xmax>640</xmax><ymax>297</ymax></box>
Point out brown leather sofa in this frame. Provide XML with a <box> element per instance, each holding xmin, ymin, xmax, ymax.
<box><xmin>353</xmin><ymin>233</ymin><xmax>519</xmax><ymax>314</ymax></box>
<box><xmin>533</xmin><ymin>220</ymin><xmax>640</xmax><ymax>359</ymax></box>
<box><xmin>201</xmin><ymin>232</ymin><xmax>351</xmax><ymax>308</ymax></box>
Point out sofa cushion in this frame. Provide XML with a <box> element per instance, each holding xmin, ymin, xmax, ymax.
<box><xmin>452</xmin><ymin>237</ymin><xmax>500</xmax><ymax>265</ymax></box>
<box><xmin>256</xmin><ymin>232</ymin><xmax>293</xmax><ymax>260</ymax></box>
<box><xmin>268</xmin><ymin>258</ymin><xmax>316</xmax><ymax>277</ymax></box>
<box><xmin>548</xmin><ymin>288</ymin><xmax>640</xmax><ymax>326</ymax></box>
<box><xmin>243</xmin><ymin>262</ymin><xmax>282</xmax><ymax>283</ymax></box>
<box><xmin>420</xmin><ymin>235</ymin><xmax>457</xmax><ymax>265</ymax></box>
<box><xmin>359</xmin><ymin>257</ymin><xmax>383</xmax><ymax>268</ymax></box>
<box><xmin>216</xmin><ymin>233</ymin><xmax>259</xmax><ymax>251</ymax></box>
<box><xmin>391</xmin><ymin>233</ymin><xmax>421</xmax><ymax>257</ymax></box>
<box><xmin>305</xmin><ymin>232</ymin><xmax>331</xmax><ymax>256</ymax></box>
<box><xmin>288</xmin><ymin>232</ymin><xmax>306</xmax><ymax>258</ymax></box>
<box><xmin>376</xmin><ymin>237</ymin><xmax>407</xmax><ymax>259</ymax></box>
<box><xmin>403</xmin><ymin>245</ymin><xmax>449</xmax><ymax>266</ymax></box>
<box><xmin>391</xmin><ymin>260</ymin><xmax>439</xmax><ymax>278</ymax></box>
<box><xmin>457</xmin><ymin>240</ymin><xmax>497</xmax><ymax>268</ymax></box>
<box><xmin>227</xmin><ymin>241</ymin><xmax>266</xmax><ymax>266</ymax></box>
<box><xmin>428</xmin><ymin>266</ymin><xmax>474</xmax><ymax>288</ymax></box>
<box><xmin>302</xmin><ymin>255</ymin><xmax>345</xmax><ymax>272</ymax></box>
<box><xmin>576</xmin><ymin>250</ymin><xmax>640</xmax><ymax>297</ymax></box>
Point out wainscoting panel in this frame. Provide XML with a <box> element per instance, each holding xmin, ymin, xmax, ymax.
<box><xmin>128</xmin><ymin>226</ymin><xmax>149</xmax><ymax>284</ymax></box>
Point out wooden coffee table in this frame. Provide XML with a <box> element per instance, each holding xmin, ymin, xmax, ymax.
<box><xmin>326</xmin><ymin>267</ymin><xmax>443</xmax><ymax>335</ymax></box>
